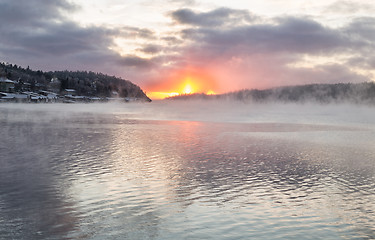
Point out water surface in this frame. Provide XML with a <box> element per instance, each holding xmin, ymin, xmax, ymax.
<box><xmin>0</xmin><ymin>102</ymin><xmax>374</xmax><ymax>239</ymax></box>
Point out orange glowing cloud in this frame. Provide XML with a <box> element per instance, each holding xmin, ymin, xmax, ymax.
<box><xmin>145</xmin><ymin>67</ymin><xmax>218</xmax><ymax>99</ymax></box>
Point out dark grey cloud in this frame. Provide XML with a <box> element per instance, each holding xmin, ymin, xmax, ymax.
<box><xmin>170</xmin><ymin>7</ymin><xmax>256</xmax><ymax>27</ymax></box>
<box><xmin>0</xmin><ymin>1</ymin><xmax>108</xmax><ymax>59</ymax></box>
<box><xmin>120</xmin><ymin>27</ymin><xmax>155</xmax><ymax>39</ymax></box>
<box><xmin>343</xmin><ymin>17</ymin><xmax>375</xmax><ymax>43</ymax></box>
<box><xmin>0</xmin><ymin>0</ymin><xmax>79</xmax><ymax>27</ymax></box>
<box><xmin>180</xmin><ymin>16</ymin><xmax>347</xmax><ymax>57</ymax></box>
<box><xmin>172</xmin><ymin>8</ymin><xmax>375</xmax><ymax>59</ymax></box>
<box><xmin>163</xmin><ymin>8</ymin><xmax>375</xmax><ymax>89</ymax></box>
<box><xmin>0</xmin><ymin>0</ymin><xmax>158</xmax><ymax>77</ymax></box>
<box><xmin>161</xmin><ymin>36</ymin><xmax>184</xmax><ymax>45</ymax></box>
<box><xmin>117</xmin><ymin>55</ymin><xmax>154</xmax><ymax>68</ymax></box>
<box><xmin>173</xmin><ymin>11</ymin><xmax>375</xmax><ymax>70</ymax></box>
<box><xmin>1</xmin><ymin>22</ymin><xmax>115</xmax><ymax>56</ymax></box>
<box><xmin>138</xmin><ymin>45</ymin><xmax>162</xmax><ymax>54</ymax></box>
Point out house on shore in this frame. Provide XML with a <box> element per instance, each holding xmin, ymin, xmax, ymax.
<box><xmin>0</xmin><ymin>92</ymin><xmax>28</xmax><ymax>102</ymax></box>
<box><xmin>39</xmin><ymin>90</ymin><xmax>59</xmax><ymax>102</ymax></box>
<box><xmin>0</xmin><ymin>78</ymin><xmax>15</xmax><ymax>93</ymax></box>
<box><xmin>62</xmin><ymin>89</ymin><xmax>76</xmax><ymax>96</ymax></box>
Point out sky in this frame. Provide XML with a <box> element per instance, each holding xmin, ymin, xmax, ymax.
<box><xmin>1</xmin><ymin>0</ymin><xmax>375</xmax><ymax>99</ymax></box>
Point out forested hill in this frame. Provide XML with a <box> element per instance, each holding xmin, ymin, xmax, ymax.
<box><xmin>169</xmin><ymin>82</ymin><xmax>375</xmax><ymax>104</ymax></box>
<box><xmin>0</xmin><ymin>62</ymin><xmax>151</xmax><ymax>101</ymax></box>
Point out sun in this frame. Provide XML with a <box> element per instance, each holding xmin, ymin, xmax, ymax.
<box><xmin>183</xmin><ymin>83</ymin><xmax>193</xmax><ymax>94</ymax></box>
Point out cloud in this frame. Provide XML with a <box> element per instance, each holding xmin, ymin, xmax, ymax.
<box><xmin>0</xmin><ymin>1</ymin><xmax>106</xmax><ymax>60</ymax></box>
<box><xmin>161</xmin><ymin>36</ymin><xmax>183</xmax><ymax>44</ymax></box>
<box><xmin>149</xmin><ymin>8</ymin><xmax>375</xmax><ymax>91</ymax></box>
<box><xmin>170</xmin><ymin>7</ymin><xmax>256</xmax><ymax>27</ymax></box>
<box><xmin>117</xmin><ymin>55</ymin><xmax>154</xmax><ymax>68</ymax></box>
<box><xmin>168</xmin><ymin>0</ymin><xmax>196</xmax><ymax>5</ymax></box>
<box><xmin>180</xmin><ymin>16</ymin><xmax>348</xmax><ymax>57</ymax></box>
<box><xmin>137</xmin><ymin>45</ymin><xmax>162</xmax><ymax>54</ymax></box>
<box><xmin>287</xmin><ymin>64</ymin><xmax>369</xmax><ymax>85</ymax></box>
<box><xmin>325</xmin><ymin>1</ymin><xmax>375</xmax><ymax>14</ymax></box>
<box><xmin>2</xmin><ymin>23</ymin><xmax>114</xmax><ymax>56</ymax></box>
<box><xmin>0</xmin><ymin>0</ymin><xmax>157</xmax><ymax>77</ymax></box>
<box><xmin>343</xmin><ymin>17</ymin><xmax>375</xmax><ymax>42</ymax></box>
<box><xmin>347</xmin><ymin>56</ymin><xmax>375</xmax><ymax>70</ymax></box>
<box><xmin>1</xmin><ymin>2</ymin><xmax>375</xmax><ymax>93</ymax></box>
<box><xmin>0</xmin><ymin>0</ymin><xmax>79</xmax><ymax>27</ymax></box>
<box><xmin>120</xmin><ymin>27</ymin><xmax>155</xmax><ymax>39</ymax></box>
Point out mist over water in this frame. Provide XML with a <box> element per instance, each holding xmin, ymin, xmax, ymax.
<box><xmin>1</xmin><ymin>101</ymin><xmax>374</xmax><ymax>239</ymax></box>
<box><xmin>2</xmin><ymin>100</ymin><xmax>374</xmax><ymax>125</ymax></box>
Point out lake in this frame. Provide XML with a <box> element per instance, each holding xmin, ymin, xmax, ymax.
<box><xmin>0</xmin><ymin>101</ymin><xmax>374</xmax><ymax>239</ymax></box>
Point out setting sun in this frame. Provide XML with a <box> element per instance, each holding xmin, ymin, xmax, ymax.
<box><xmin>183</xmin><ymin>84</ymin><xmax>193</xmax><ymax>94</ymax></box>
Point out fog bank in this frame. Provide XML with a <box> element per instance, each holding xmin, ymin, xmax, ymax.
<box><xmin>1</xmin><ymin>100</ymin><xmax>375</xmax><ymax>128</ymax></box>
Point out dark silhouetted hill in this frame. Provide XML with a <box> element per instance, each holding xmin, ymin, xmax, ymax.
<box><xmin>168</xmin><ymin>82</ymin><xmax>375</xmax><ymax>104</ymax></box>
<box><xmin>0</xmin><ymin>62</ymin><xmax>151</xmax><ymax>101</ymax></box>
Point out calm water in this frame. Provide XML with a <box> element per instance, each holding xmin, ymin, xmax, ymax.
<box><xmin>0</xmin><ymin>102</ymin><xmax>374</xmax><ymax>239</ymax></box>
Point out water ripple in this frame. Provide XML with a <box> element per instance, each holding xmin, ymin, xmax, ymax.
<box><xmin>0</xmin><ymin>110</ymin><xmax>374</xmax><ymax>239</ymax></box>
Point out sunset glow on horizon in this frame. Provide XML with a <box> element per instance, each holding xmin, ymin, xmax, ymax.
<box><xmin>146</xmin><ymin>80</ymin><xmax>217</xmax><ymax>100</ymax></box>
<box><xmin>145</xmin><ymin>68</ymin><xmax>218</xmax><ymax>99</ymax></box>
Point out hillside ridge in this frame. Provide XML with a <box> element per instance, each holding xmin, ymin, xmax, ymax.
<box><xmin>0</xmin><ymin>62</ymin><xmax>151</xmax><ymax>102</ymax></box>
<box><xmin>169</xmin><ymin>82</ymin><xmax>375</xmax><ymax>104</ymax></box>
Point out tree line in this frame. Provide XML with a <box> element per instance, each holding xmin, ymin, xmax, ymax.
<box><xmin>0</xmin><ymin>62</ymin><xmax>151</xmax><ymax>101</ymax></box>
<box><xmin>169</xmin><ymin>82</ymin><xmax>375</xmax><ymax>104</ymax></box>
